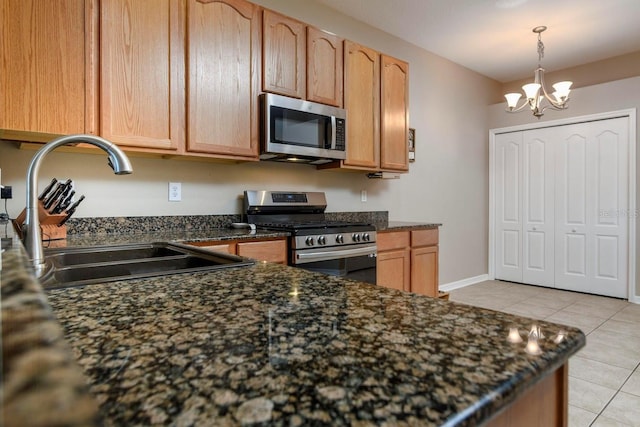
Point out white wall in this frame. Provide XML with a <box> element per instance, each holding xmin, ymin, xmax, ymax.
<box><xmin>488</xmin><ymin>76</ymin><xmax>640</xmax><ymax>297</ymax></box>
<box><xmin>0</xmin><ymin>0</ymin><xmax>501</xmax><ymax>285</ymax></box>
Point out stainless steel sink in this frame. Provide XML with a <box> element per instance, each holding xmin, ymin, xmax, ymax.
<box><xmin>42</xmin><ymin>242</ymin><xmax>254</xmax><ymax>289</ymax></box>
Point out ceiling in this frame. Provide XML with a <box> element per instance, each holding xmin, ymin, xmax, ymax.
<box><xmin>314</xmin><ymin>0</ymin><xmax>640</xmax><ymax>83</ymax></box>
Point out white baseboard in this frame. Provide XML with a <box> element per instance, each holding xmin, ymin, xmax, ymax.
<box><xmin>439</xmin><ymin>274</ymin><xmax>489</xmax><ymax>292</ymax></box>
<box><xmin>629</xmin><ymin>294</ymin><xmax>640</xmax><ymax>305</ymax></box>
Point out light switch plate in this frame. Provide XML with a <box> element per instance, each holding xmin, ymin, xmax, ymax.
<box><xmin>169</xmin><ymin>182</ymin><xmax>181</xmax><ymax>201</ymax></box>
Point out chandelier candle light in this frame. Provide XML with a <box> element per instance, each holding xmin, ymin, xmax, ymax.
<box><xmin>504</xmin><ymin>26</ymin><xmax>572</xmax><ymax>118</ymax></box>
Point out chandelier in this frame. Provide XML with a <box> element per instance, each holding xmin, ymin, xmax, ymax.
<box><xmin>504</xmin><ymin>26</ymin><xmax>572</xmax><ymax>118</ymax></box>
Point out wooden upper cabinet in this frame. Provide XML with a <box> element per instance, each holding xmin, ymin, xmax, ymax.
<box><xmin>100</xmin><ymin>0</ymin><xmax>184</xmax><ymax>151</ymax></box>
<box><xmin>0</xmin><ymin>0</ymin><xmax>97</xmax><ymax>141</ymax></box>
<box><xmin>380</xmin><ymin>54</ymin><xmax>409</xmax><ymax>172</ymax></box>
<box><xmin>262</xmin><ymin>10</ymin><xmax>305</xmax><ymax>99</ymax></box>
<box><xmin>307</xmin><ymin>27</ymin><xmax>343</xmax><ymax>107</ymax></box>
<box><xmin>187</xmin><ymin>0</ymin><xmax>261</xmax><ymax>159</ymax></box>
<box><xmin>343</xmin><ymin>41</ymin><xmax>380</xmax><ymax>170</ymax></box>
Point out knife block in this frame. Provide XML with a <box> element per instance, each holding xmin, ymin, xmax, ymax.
<box><xmin>14</xmin><ymin>201</ymin><xmax>67</xmax><ymax>241</ymax></box>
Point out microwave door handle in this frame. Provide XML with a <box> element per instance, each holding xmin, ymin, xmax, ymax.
<box><xmin>330</xmin><ymin>116</ymin><xmax>337</xmax><ymax>149</ymax></box>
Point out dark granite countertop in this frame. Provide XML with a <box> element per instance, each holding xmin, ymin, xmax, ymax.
<box><xmin>2</xmin><ymin>222</ymin><xmax>585</xmax><ymax>426</ymax></box>
<box><xmin>57</xmin><ymin>228</ymin><xmax>290</xmax><ymax>249</ymax></box>
<box><xmin>378</xmin><ymin>222</ymin><xmax>441</xmax><ymax>232</ymax></box>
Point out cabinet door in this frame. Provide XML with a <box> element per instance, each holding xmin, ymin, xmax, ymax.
<box><xmin>380</xmin><ymin>54</ymin><xmax>409</xmax><ymax>172</ymax></box>
<box><xmin>343</xmin><ymin>41</ymin><xmax>380</xmax><ymax>170</ymax></box>
<box><xmin>411</xmin><ymin>246</ymin><xmax>438</xmax><ymax>297</ymax></box>
<box><xmin>377</xmin><ymin>248</ymin><xmax>410</xmax><ymax>292</ymax></box>
<box><xmin>262</xmin><ymin>10</ymin><xmax>305</xmax><ymax>99</ymax></box>
<box><xmin>0</xmin><ymin>0</ymin><xmax>97</xmax><ymax>140</ymax></box>
<box><xmin>100</xmin><ymin>0</ymin><xmax>184</xmax><ymax>151</ymax></box>
<box><xmin>187</xmin><ymin>0</ymin><xmax>260</xmax><ymax>159</ymax></box>
<box><xmin>237</xmin><ymin>239</ymin><xmax>287</xmax><ymax>264</ymax></box>
<box><xmin>307</xmin><ymin>27</ymin><xmax>343</xmax><ymax>107</ymax></box>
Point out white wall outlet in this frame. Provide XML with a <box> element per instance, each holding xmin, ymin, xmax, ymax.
<box><xmin>361</xmin><ymin>190</ymin><xmax>367</xmax><ymax>202</ymax></box>
<box><xmin>169</xmin><ymin>182</ymin><xmax>181</xmax><ymax>202</ymax></box>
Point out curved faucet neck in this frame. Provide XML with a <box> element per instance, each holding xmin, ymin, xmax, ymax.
<box><xmin>24</xmin><ymin>134</ymin><xmax>132</xmax><ymax>276</ymax></box>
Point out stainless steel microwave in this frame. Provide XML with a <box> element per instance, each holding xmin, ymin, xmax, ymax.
<box><xmin>260</xmin><ymin>93</ymin><xmax>346</xmax><ymax>165</ymax></box>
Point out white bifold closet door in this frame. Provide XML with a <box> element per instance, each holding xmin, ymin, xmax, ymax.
<box><xmin>495</xmin><ymin>128</ymin><xmax>555</xmax><ymax>287</ymax></box>
<box><xmin>554</xmin><ymin>118</ymin><xmax>628</xmax><ymax>298</ymax></box>
<box><xmin>494</xmin><ymin>117</ymin><xmax>629</xmax><ymax>298</ymax></box>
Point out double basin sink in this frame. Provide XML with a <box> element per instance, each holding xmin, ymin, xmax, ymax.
<box><xmin>42</xmin><ymin>242</ymin><xmax>254</xmax><ymax>289</ymax></box>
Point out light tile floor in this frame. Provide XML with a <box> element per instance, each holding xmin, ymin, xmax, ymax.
<box><xmin>449</xmin><ymin>280</ymin><xmax>640</xmax><ymax>427</ymax></box>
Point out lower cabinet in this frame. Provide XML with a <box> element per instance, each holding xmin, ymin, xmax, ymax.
<box><xmin>377</xmin><ymin>228</ymin><xmax>439</xmax><ymax>297</ymax></box>
<box><xmin>377</xmin><ymin>232</ymin><xmax>410</xmax><ymax>292</ymax></box>
<box><xmin>187</xmin><ymin>237</ymin><xmax>287</xmax><ymax>264</ymax></box>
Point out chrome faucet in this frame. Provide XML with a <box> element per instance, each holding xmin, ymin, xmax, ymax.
<box><xmin>24</xmin><ymin>134</ymin><xmax>133</xmax><ymax>276</ymax></box>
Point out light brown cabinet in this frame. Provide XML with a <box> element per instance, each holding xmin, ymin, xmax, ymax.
<box><xmin>188</xmin><ymin>237</ymin><xmax>287</xmax><ymax>264</ymax></box>
<box><xmin>306</xmin><ymin>27</ymin><xmax>343</xmax><ymax>107</ymax></box>
<box><xmin>100</xmin><ymin>0</ymin><xmax>184</xmax><ymax>152</ymax></box>
<box><xmin>377</xmin><ymin>231</ymin><xmax>410</xmax><ymax>292</ymax></box>
<box><xmin>262</xmin><ymin>12</ymin><xmax>344</xmax><ymax>107</ymax></box>
<box><xmin>380</xmin><ymin>54</ymin><xmax>409</xmax><ymax>172</ymax></box>
<box><xmin>342</xmin><ymin>40</ymin><xmax>380</xmax><ymax>170</ymax></box>
<box><xmin>186</xmin><ymin>0</ymin><xmax>261</xmax><ymax>159</ymax></box>
<box><xmin>0</xmin><ymin>0</ymin><xmax>97</xmax><ymax>141</ymax></box>
<box><xmin>262</xmin><ymin>10</ymin><xmax>305</xmax><ymax>99</ymax></box>
<box><xmin>322</xmin><ymin>43</ymin><xmax>409</xmax><ymax>173</ymax></box>
<box><xmin>377</xmin><ymin>228</ymin><xmax>439</xmax><ymax>297</ymax></box>
<box><xmin>3</xmin><ymin>0</ymin><xmax>408</xmax><ymax>170</ymax></box>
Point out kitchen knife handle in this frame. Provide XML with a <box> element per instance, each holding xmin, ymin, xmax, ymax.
<box><xmin>64</xmin><ymin>195</ymin><xmax>85</xmax><ymax>214</ymax></box>
<box><xmin>44</xmin><ymin>179</ymin><xmax>72</xmax><ymax>210</ymax></box>
<box><xmin>58</xmin><ymin>209</ymin><xmax>74</xmax><ymax>226</ymax></box>
<box><xmin>53</xmin><ymin>190</ymin><xmax>75</xmax><ymax>214</ymax></box>
<box><xmin>42</xmin><ymin>182</ymin><xmax>63</xmax><ymax>207</ymax></box>
<box><xmin>50</xmin><ymin>183</ymin><xmax>73</xmax><ymax>213</ymax></box>
<box><xmin>38</xmin><ymin>178</ymin><xmax>58</xmax><ymax>200</ymax></box>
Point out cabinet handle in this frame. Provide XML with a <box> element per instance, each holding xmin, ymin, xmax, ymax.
<box><xmin>572</xmin><ymin>229</ymin><xmax>576</xmax><ymax>233</ymax></box>
<box><xmin>532</xmin><ymin>227</ymin><xmax>537</xmax><ymax>231</ymax></box>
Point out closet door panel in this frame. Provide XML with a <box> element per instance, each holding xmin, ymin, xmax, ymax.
<box><xmin>522</xmin><ymin>129</ymin><xmax>555</xmax><ymax>286</ymax></box>
<box><xmin>591</xmin><ymin>122</ymin><xmax>628</xmax><ymax>296</ymax></box>
<box><xmin>555</xmin><ymin>118</ymin><xmax>628</xmax><ymax>298</ymax></box>
<box><xmin>494</xmin><ymin>133</ymin><xmax>523</xmax><ymax>282</ymax></box>
<box><xmin>555</xmin><ymin>132</ymin><xmax>589</xmax><ymax>291</ymax></box>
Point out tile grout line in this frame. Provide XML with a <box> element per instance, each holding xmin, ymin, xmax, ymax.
<box><xmin>589</xmin><ymin>360</ymin><xmax>640</xmax><ymax>427</ymax></box>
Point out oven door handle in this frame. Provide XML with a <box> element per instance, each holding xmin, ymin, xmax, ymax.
<box><xmin>295</xmin><ymin>245</ymin><xmax>377</xmax><ymax>264</ymax></box>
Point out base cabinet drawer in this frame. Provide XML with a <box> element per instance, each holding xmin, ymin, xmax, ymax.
<box><xmin>188</xmin><ymin>238</ymin><xmax>287</xmax><ymax>264</ymax></box>
<box><xmin>197</xmin><ymin>243</ymin><xmax>235</xmax><ymax>254</ymax></box>
<box><xmin>237</xmin><ymin>240</ymin><xmax>287</xmax><ymax>264</ymax></box>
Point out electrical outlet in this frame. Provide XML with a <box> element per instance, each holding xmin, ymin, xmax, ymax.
<box><xmin>1</xmin><ymin>185</ymin><xmax>12</xmax><ymax>199</ymax></box>
<box><xmin>361</xmin><ymin>190</ymin><xmax>367</xmax><ymax>202</ymax></box>
<box><xmin>168</xmin><ymin>182</ymin><xmax>181</xmax><ymax>202</ymax></box>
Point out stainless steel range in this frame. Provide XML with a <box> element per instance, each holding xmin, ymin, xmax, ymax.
<box><xmin>244</xmin><ymin>190</ymin><xmax>377</xmax><ymax>284</ymax></box>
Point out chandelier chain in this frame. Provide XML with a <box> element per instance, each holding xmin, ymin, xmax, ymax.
<box><xmin>537</xmin><ymin>33</ymin><xmax>544</xmax><ymax>64</ymax></box>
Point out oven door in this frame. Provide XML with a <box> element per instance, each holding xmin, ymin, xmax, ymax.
<box><xmin>292</xmin><ymin>244</ymin><xmax>377</xmax><ymax>285</ymax></box>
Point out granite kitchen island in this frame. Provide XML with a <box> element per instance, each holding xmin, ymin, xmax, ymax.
<box><xmin>46</xmin><ymin>264</ymin><xmax>583</xmax><ymax>426</ymax></box>
<box><xmin>2</xmin><ymin>226</ymin><xmax>585</xmax><ymax>426</ymax></box>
